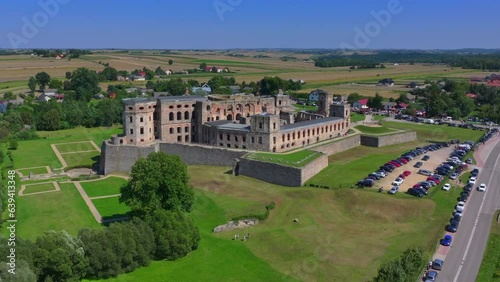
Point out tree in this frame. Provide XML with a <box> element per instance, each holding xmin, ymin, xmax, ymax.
<box><xmin>37</xmin><ymin>108</ymin><xmax>61</xmax><ymax>131</ymax></box>
<box><xmin>65</xmin><ymin>71</ymin><xmax>72</xmax><ymax>79</ymax></box>
<box><xmin>395</xmin><ymin>93</ymin><xmax>409</xmax><ymax>104</ymax></box>
<box><xmin>8</xmin><ymin>139</ymin><xmax>18</xmax><ymax>150</ymax></box>
<box><xmin>33</xmin><ymin>231</ymin><xmax>88</xmax><ymax>282</ymax></box>
<box><xmin>347</xmin><ymin>93</ymin><xmax>362</xmax><ymax>105</ymax></box>
<box><xmin>367</xmin><ymin>93</ymin><xmax>383</xmax><ymax>110</ymax></box>
<box><xmin>199</xmin><ymin>62</ymin><xmax>207</xmax><ymax>70</ymax></box>
<box><xmin>67</xmin><ymin>68</ymin><xmax>101</xmax><ymax>101</ymax></box>
<box><xmin>99</xmin><ymin>67</ymin><xmax>119</xmax><ymax>81</ymax></box>
<box><xmin>3</xmin><ymin>91</ymin><xmax>15</xmax><ymax>100</ymax></box>
<box><xmin>120</xmin><ymin>152</ymin><xmax>195</xmax><ymax>216</ymax></box>
<box><xmin>28</xmin><ymin>77</ymin><xmax>37</xmax><ymax>93</ymax></box>
<box><xmin>145</xmin><ymin>209</ymin><xmax>200</xmax><ymax>260</ymax></box>
<box><xmin>165</xmin><ymin>78</ymin><xmax>191</xmax><ymax>96</ymax></box>
<box><xmin>48</xmin><ymin>79</ymin><xmax>63</xmax><ymax>90</ymax></box>
<box><xmin>187</xmin><ymin>79</ymin><xmax>200</xmax><ymax>87</ymax></box>
<box><xmin>35</xmin><ymin>72</ymin><xmax>51</xmax><ymax>90</ymax></box>
<box><xmin>168</xmin><ymin>59</ymin><xmax>173</xmax><ymax>65</ymax></box>
<box><xmin>154</xmin><ymin>66</ymin><xmax>165</xmax><ymax>75</ymax></box>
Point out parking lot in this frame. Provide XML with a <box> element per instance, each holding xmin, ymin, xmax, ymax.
<box><xmin>375</xmin><ymin>146</ymin><xmax>456</xmax><ymax>193</ymax></box>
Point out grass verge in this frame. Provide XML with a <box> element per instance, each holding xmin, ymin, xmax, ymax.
<box><xmin>247</xmin><ymin>149</ymin><xmax>321</xmax><ymax>167</ymax></box>
<box><xmin>355</xmin><ymin>125</ymin><xmax>397</xmax><ymax>135</ymax></box>
<box><xmin>477</xmin><ymin>210</ymin><xmax>500</xmax><ymax>282</ymax></box>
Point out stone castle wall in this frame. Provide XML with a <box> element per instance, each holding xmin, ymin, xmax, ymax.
<box><xmin>159</xmin><ymin>143</ymin><xmax>247</xmax><ymax>166</ymax></box>
<box><xmin>100</xmin><ymin>142</ymin><xmax>159</xmax><ymax>175</ymax></box>
<box><xmin>309</xmin><ymin>135</ymin><xmax>361</xmax><ymax>155</ymax></box>
<box><xmin>360</xmin><ymin>131</ymin><xmax>417</xmax><ymax>147</ymax></box>
<box><xmin>238</xmin><ymin>153</ymin><xmax>328</xmax><ymax>187</ymax></box>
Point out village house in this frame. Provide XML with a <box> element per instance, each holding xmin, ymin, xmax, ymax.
<box><xmin>353</xmin><ymin>98</ymin><xmax>369</xmax><ymax>112</ymax></box>
<box><xmin>44</xmin><ymin>89</ymin><xmax>58</xmax><ymax>96</ymax></box>
<box><xmin>378</xmin><ymin>78</ymin><xmax>394</xmax><ymax>87</ymax></box>
<box><xmin>191</xmin><ymin>83</ymin><xmax>212</xmax><ymax>94</ymax></box>
<box><xmin>381</xmin><ymin>101</ymin><xmax>397</xmax><ymax>111</ymax></box>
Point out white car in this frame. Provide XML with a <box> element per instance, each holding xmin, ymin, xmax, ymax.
<box><xmin>456</xmin><ymin>201</ymin><xmax>466</xmax><ymax>212</ymax></box>
<box><xmin>469</xmin><ymin>177</ymin><xmax>477</xmax><ymax>184</ymax></box>
<box><xmin>392</xmin><ymin>177</ymin><xmax>404</xmax><ymax>186</ymax></box>
<box><xmin>442</xmin><ymin>183</ymin><xmax>451</xmax><ymax>191</ymax></box>
<box><xmin>478</xmin><ymin>183</ymin><xmax>487</xmax><ymax>192</ymax></box>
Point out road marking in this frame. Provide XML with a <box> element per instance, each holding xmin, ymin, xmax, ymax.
<box><xmin>453</xmin><ymin>150</ymin><xmax>500</xmax><ymax>282</ymax></box>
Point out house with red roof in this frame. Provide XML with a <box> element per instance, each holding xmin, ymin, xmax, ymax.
<box><xmin>396</xmin><ymin>102</ymin><xmax>408</xmax><ymax>110</ymax></box>
<box><xmin>465</xmin><ymin>93</ymin><xmax>478</xmax><ymax>99</ymax></box>
<box><xmin>487</xmin><ymin>80</ymin><xmax>500</xmax><ymax>87</ymax></box>
<box><xmin>353</xmin><ymin>98</ymin><xmax>369</xmax><ymax>112</ymax></box>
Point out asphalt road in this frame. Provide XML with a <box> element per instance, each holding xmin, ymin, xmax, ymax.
<box><xmin>438</xmin><ymin>137</ymin><xmax>500</xmax><ymax>282</ymax></box>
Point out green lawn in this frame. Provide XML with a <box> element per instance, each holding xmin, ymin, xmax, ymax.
<box><xmin>55</xmin><ymin>142</ymin><xmax>98</xmax><ymax>153</ymax></box>
<box><xmin>23</xmin><ymin>182</ymin><xmax>57</xmax><ymax>194</ymax></box>
<box><xmin>92</xmin><ymin>197</ymin><xmax>130</xmax><ymax>219</ymax></box>
<box><xmin>477</xmin><ymin>210</ymin><xmax>500</xmax><ymax>282</ymax></box>
<box><xmin>308</xmin><ymin>141</ymin><xmax>426</xmax><ymax>187</ymax></box>
<box><xmin>382</xmin><ymin>121</ymin><xmax>483</xmax><ymax>142</ymax></box>
<box><xmin>247</xmin><ymin>149</ymin><xmax>321</xmax><ymax>167</ymax></box>
<box><xmin>92</xmin><ymin>190</ymin><xmax>296</xmax><ymax>282</ymax></box>
<box><xmin>11</xmin><ymin>126</ymin><xmax>120</xmax><ymax>169</ymax></box>
<box><xmin>8</xmin><ymin>182</ymin><xmax>99</xmax><ymax>240</ymax></box>
<box><xmin>80</xmin><ymin>177</ymin><xmax>127</xmax><ymax>198</ymax></box>
<box><xmin>351</xmin><ymin>113</ymin><xmax>367</xmax><ymax>122</ymax></box>
<box><xmin>355</xmin><ymin>125</ymin><xmax>398</xmax><ymax>135</ymax></box>
<box><xmin>294</xmin><ymin>103</ymin><xmax>318</xmax><ymax>112</ymax></box>
<box><xmin>62</xmin><ymin>151</ymin><xmax>100</xmax><ymax>167</ymax></box>
<box><xmin>17</xmin><ymin>166</ymin><xmax>49</xmax><ymax>175</ymax></box>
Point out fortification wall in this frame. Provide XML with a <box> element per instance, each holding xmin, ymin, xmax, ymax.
<box><xmin>100</xmin><ymin>142</ymin><xmax>159</xmax><ymax>175</ymax></box>
<box><xmin>159</xmin><ymin>143</ymin><xmax>247</xmax><ymax>166</ymax></box>
<box><xmin>238</xmin><ymin>153</ymin><xmax>328</xmax><ymax>187</ymax></box>
<box><xmin>360</xmin><ymin>131</ymin><xmax>417</xmax><ymax>147</ymax></box>
<box><xmin>309</xmin><ymin>135</ymin><xmax>361</xmax><ymax>155</ymax></box>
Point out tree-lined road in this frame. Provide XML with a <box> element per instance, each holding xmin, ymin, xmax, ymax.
<box><xmin>438</xmin><ymin>136</ymin><xmax>500</xmax><ymax>282</ymax></box>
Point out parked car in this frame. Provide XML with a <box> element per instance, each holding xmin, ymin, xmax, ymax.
<box><xmin>403</xmin><ymin>170</ymin><xmax>411</xmax><ymax>176</ymax></box>
<box><xmin>456</xmin><ymin>201</ymin><xmax>466</xmax><ymax>212</ymax></box>
<box><xmin>432</xmin><ymin>259</ymin><xmax>444</xmax><ymax>270</ymax></box>
<box><xmin>357</xmin><ymin>179</ymin><xmax>375</xmax><ymax>187</ymax></box>
<box><xmin>407</xmin><ymin>188</ymin><xmax>424</xmax><ymax>197</ymax></box>
<box><xmin>418</xmin><ymin>169</ymin><xmax>432</xmax><ymax>176</ymax></box>
<box><xmin>450</xmin><ymin>172</ymin><xmax>459</xmax><ymax>180</ymax></box>
<box><xmin>392</xmin><ymin>177</ymin><xmax>404</xmax><ymax>186</ymax></box>
<box><xmin>442</xmin><ymin>183</ymin><xmax>451</xmax><ymax>191</ymax></box>
<box><xmin>459</xmin><ymin>194</ymin><xmax>469</xmax><ymax>202</ymax></box>
<box><xmin>446</xmin><ymin>220</ymin><xmax>460</xmax><ymax>232</ymax></box>
<box><xmin>388</xmin><ymin>186</ymin><xmax>399</xmax><ymax>194</ymax></box>
<box><xmin>427</xmin><ymin>177</ymin><xmax>440</xmax><ymax>184</ymax></box>
<box><xmin>414</xmin><ymin>162</ymin><xmax>423</xmax><ymax>168</ymax></box>
<box><xmin>425</xmin><ymin>270</ymin><xmax>438</xmax><ymax>281</ymax></box>
<box><xmin>466</xmin><ymin>158</ymin><xmax>473</xmax><ymax>164</ymax></box>
<box><xmin>422</xmin><ymin>155</ymin><xmax>430</xmax><ymax>161</ymax></box>
<box><xmin>478</xmin><ymin>183</ymin><xmax>487</xmax><ymax>192</ymax></box>
<box><xmin>464</xmin><ymin>183</ymin><xmax>473</xmax><ymax>192</ymax></box>
<box><xmin>440</xmin><ymin>235</ymin><xmax>452</xmax><ymax>246</ymax></box>
<box><xmin>469</xmin><ymin>177</ymin><xmax>477</xmax><ymax>184</ymax></box>
<box><xmin>414</xmin><ymin>187</ymin><xmax>428</xmax><ymax>195</ymax></box>
<box><xmin>368</xmin><ymin>173</ymin><xmax>381</xmax><ymax>180</ymax></box>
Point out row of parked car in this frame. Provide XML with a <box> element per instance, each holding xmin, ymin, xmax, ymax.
<box><xmin>479</xmin><ymin>128</ymin><xmax>498</xmax><ymax>143</ymax></box>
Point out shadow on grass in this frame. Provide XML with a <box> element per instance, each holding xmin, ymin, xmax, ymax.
<box><xmin>101</xmin><ymin>211</ymin><xmax>131</xmax><ymax>226</ymax></box>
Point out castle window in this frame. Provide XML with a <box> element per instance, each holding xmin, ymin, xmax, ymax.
<box><xmin>139</xmin><ymin>107</ymin><xmax>144</xmax><ymax>110</ymax></box>
<box><xmin>273</xmin><ymin>137</ymin><xmax>276</xmax><ymax>144</ymax></box>
<box><xmin>219</xmin><ymin>143</ymin><xmax>223</xmax><ymax>146</ymax></box>
<box><xmin>149</xmin><ymin>128</ymin><xmax>152</xmax><ymax>133</ymax></box>
<box><xmin>120</xmin><ymin>139</ymin><xmax>123</xmax><ymax>144</ymax></box>
<box><xmin>177</xmin><ymin>127</ymin><xmax>181</xmax><ymax>133</ymax></box>
<box><xmin>169</xmin><ymin>112</ymin><xmax>174</xmax><ymax>121</ymax></box>
<box><xmin>308</xmin><ymin>129</ymin><xmax>310</xmax><ymax>136</ymax></box>
<box><xmin>216</xmin><ymin>116</ymin><xmax>220</xmax><ymax>120</ymax></box>
<box><xmin>235</xmin><ymin>145</ymin><xmax>239</xmax><ymax>148</ymax></box>
<box><xmin>140</xmin><ymin>117</ymin><xmax>143</xmax><ymax>122</ymax></box>
<box><xmin>130</xmin><ymin>129</ymin><xmax>134</xmax><ymax>135</ymax></box>
<box><xmin>149</xmin><ymin>116</ymin><xmax>151</xmax><ymax>121</ymax></box>
<box><xmin>251</xmin><ymin>137</ymin><xmax>255</xmax><ymax>143</ymax></box>
<box><xmin>207</xmin><ymin>105</ymin><xmax>211</xmax><ymax>111</ymax></box>
<box><xmin>130</xmin><ymin>139</ymin><xmax>133</xmax><ymax>143</ymax></box>
<box><xmin>243</xmin><ymin>136</ymin><xmax>246</xmax><ymax>142</ymax></box>
<box><xmin>292</xmin><ymin>132</ymin><xmax>295</xmax><ymax>139</ymax></box>
<box><xmin>287</xmin><ymin>134</ymin><xmax>290</xmax><ymax>141</ymax></box>
<box><xmin>170</xmin><ymin>128</ymin><xmax>173</xmax><ymax>134</ymax></box>
<box><xmin>235</xmin><ymin>136</ymin><xmax>239</xmax><ymax>142</ymax></box>
<box><xmin>128</xmin><ymin>107</ymin><xmax>133</xmax><ymax>110</ymax></box>
<box><xmin>227</xmin><ymin>144</ymin><xmax>231</xmax><ymax>148</ymax></box>
<box><xmin>279</xmin><ymin>100</ymin><xmax>282</xmax><ymax>105</ymax></box>
<box><xmin>169</xmin><ymin>106</ymin><xmax>174</xmax><ymax>109</ymax></box>
<box><xmin>220</xmin><ymin>134</ymin><xmax>223</xmax><ymax>140</ymax></box>
<box><xmin>177</xmin><ymin>105</ymin><xmax>181</xmax><ymax>108</ymax></box>
<box><xmin>140</xmin><ymin>139</ymin><xmax>144</xmax><ymax>142</ymax></box>
<box><xmin>185</xmin><ymin>126</ymin><xmax>189</xmax><ymax>133</ymax></box>
<box><xmin>140</xmin><ymin>128</ymin><xmax>144</xmax><ymax>135</ymax></box>
<box><xmin>303</xmin><ymin>131</ymin><xmax>305</xmax><ymax>138</ymax></box>
<box><xmin>185</xmin><ymin>135</ymin><xmax>189</xmax><ymax>142</ymax></box>
<box><xmin>258</xmin><ymin>137</ymin><xmax>262</xmax><ymax>144</ymax></box>
<box><xmin>185</xmin><ymin>104</ymin><xmax>189</xmax><ymax>108</ymax></box>
<box><xmin>242</xmin><ymin>145</ymin><xmax>247</xmax><ymax>149</ymax></box>
<box><xmin>184</xmin><ymin>111</ymin><xmax>189</xmax><ymax>120</ymax></box>
<box><xmin>129</xmin><ymin>116</ymin><xmax>133</xmax><ymax>123</ymax></box>
<box><xmin>177</xmin><ymin>136</ymin><xmax>182</xmax><ymax>142</ymax></box>
<box><xmin>259</xmin><ymin>123</ymin><xmax>263</xmax><ymax>129</ymax></box>
<box><xmin>273</xmin><ymin>123</ymin><xmax>276</xmax><ymax>129</ymax></box>
<box><xmin>227</xmin><ymin>134</ymin><xmax>230</xmax><ymax>141</ymax></box>
<box><xmin>177</xmin><ymin>112</ymin><xmax>182</xmax><ymax>120</ymax></box>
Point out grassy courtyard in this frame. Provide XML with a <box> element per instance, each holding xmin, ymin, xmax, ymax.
<box><xmin>381</xmin><ymin>121</ymin><xmax>484</xmax><ymax>142</ymax></box>
<box><xmin>55</xmin><ymin>142</ymin><xmax>98</xmax><ymax>153</ymax></box>
<box><xmin>17</xmin><ymin>166</ymin><xmax>49</xmax><ymax>176</ymax></box>
<box><xmin>92</xmin><ymin>197</ymin><xmax>130</xmax><ymax>219</ymax></box>
<box><xmin>80</xmin><ymin>177</ymin><xmax>127</xmax><ymax>198</ymax></box>
<box><xmin>247</xmin><ymin>149</ymin><xmax>321</xmax><ymax>167</ymax></box>
<box><xmin>355</xmin><ymin>125</ymin><xmax>398</xmax><ymax>135</ymax></box>
<box><xmin>61</xmin><ymin>151</ymin><xmax>100</xmax><ymax>167</ymax></box>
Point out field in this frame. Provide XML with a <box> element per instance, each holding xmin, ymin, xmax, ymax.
<box><xmin>477</xmin><ymin>210</ymin><xmax>500</xmax><ymax>281</ymax></box>
<box><xmin>351</xmin><ymin>113</ymin><xmax>366</xmax><ymax>122</ymax></box>
<box><xmin>61</xmin><ymin>151</ymin><xmax>100</xmax><ymax>167</ymax></box>
<box><xmin>247</xmin><ymin>149</ymin><xmax>321</xmax><ymax>167</ymax></box>
<box><xmin>8</xmin><ymin>182</ymin><xmax>99</xmax><ymax>240</ymax></box>
<box><xmin>381</xmin><ymin>121</ymin><xmax>484</xmax><ymax>142</ymax></box>
<box><xmin>17</xmin><ymin>166</ymin><xmax>49</xmax><ymax>176</ymax></box>
<box><xmin>55</xmin><ymin>142</ymin><xmax>98</xmax><ymax>153</ymax></box>
<box><xmin>80</xmin><ymin>177</ymin><xmax>127</xmax><ymax>198</ymax></box>
<box><xmin>0</xmin><ymin>51</ymin><xmax>489</xmax><ymax>98</ymax></box>
<box><xmin>92</xmin><ymin>197</ymin><xmax>130</xmax><ymax>219</ymax></box>
<box><xmin>355</xmin><ymin>125</ymin><xmax>397</xmax><ymax>135</ymax></box>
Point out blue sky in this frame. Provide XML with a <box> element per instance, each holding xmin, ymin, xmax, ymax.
<box><xmin>1</xmin><ymin>0</ymin><xmax>499</xmax><ymax>49</ymax></box>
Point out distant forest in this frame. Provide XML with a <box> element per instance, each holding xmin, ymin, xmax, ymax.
<box><xmin>314</xmin><ymin>51</ymin><xmax>500</xmax><ymax>70</ymax></box>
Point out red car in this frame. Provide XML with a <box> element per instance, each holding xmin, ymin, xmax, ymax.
<box><xmin>389</xmin><ymin>161</ymin><xmax>401</xmax><ymax>167</ymax></box>
<box><xmin>413</xmin><ymin>184</ymin><xmax>422</xmax><ymax>188</ymax></box>
<box><xmin>427</xmin><ymin>177</ymin><xmax>440</xmax><ymax>184</ymax></box>
<box><xmin>398</xmin><ymin>158</ymin><xmax>409</xmax><ymax>164</ymax></box>
<box><xmin>403</xmin><ymin>171</ymin><xmax>412</xmax><ymax>176</ymax></box>
<box><xmin>399</xmin><ymin>174</ymin><xmax>406</xmax><ymax>179</ymax></box>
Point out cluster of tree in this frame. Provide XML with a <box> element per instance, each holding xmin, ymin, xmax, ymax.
<box><xmin>374</xmin><ymin>247</ymin><xmax>425</xmax><ymax>282</ymax></box>
<box><xmin>31</xmin><ymin>49</ymin><xmax>91</xmax><ymax>58</ymax></box>
<box><xmin>0</xmin><ymin>152</ymin><xmax>199</xmax><ymax>281</ymax></box>
<box><xmin>314</xmin><ymin>51</ymin><xmax>500</xmax><ymax>70</ymax></box>
<box><xmin>349</xmin><ymin>64</ymin><xmax>385</xmax><ymax>69</ymax></box>
<box><xmin>146</xmin><ymin>78</ymin><xmax>191</xmax><ymax>95</ymax></box>
<box><xmin>280</xmin><ymin>56</ymin><xmax>298</xmax><ymax>61</ymax></box>
<box><xmin>259</xmin><ymin>76</ymin><xmax>302</xmax><ymax>95</ymax></box>
<box><xmin>131</xmin><ymin>67</ymin><xmax>155</xmax><ymax>80</ymax></box>
<box><xmin>469</xmin><ymin>83</ymin><xmax>500</xmax><ymax>122</ymax></box>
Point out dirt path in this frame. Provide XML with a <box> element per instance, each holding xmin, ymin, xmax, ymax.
<box><xmin>50</xmin><ymin>144</ymin><xmax>68</xmax><ymax>168</ymax></box>
<box><xmin>74</xmin><ymin>182</ymin><xmax>103</xmax><ymax>223</ymax></box>
<box><xmin>89</xmin><ymin>194</ymin><xmax>121</xmax><ymax>200</ymax></box>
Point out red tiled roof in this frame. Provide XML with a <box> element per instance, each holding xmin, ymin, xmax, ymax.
<box><xmin>357</xmin><ymin>98</ymin><xmax>368</xmax><ymax>105</ymax></box>
<box><xmin>397</xmin><ymin>102</ymin><xmax>408</xmax><ymax>108</ymax></box>
<box><xmin>465</xmin><ymin>93</ymin><xmax>477</xmax><ymax>98</ymax></box>
<box><xmin>487</xmin><ymin>81</ymin><xmax>500</xmax><ymax>87</ymax></box>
